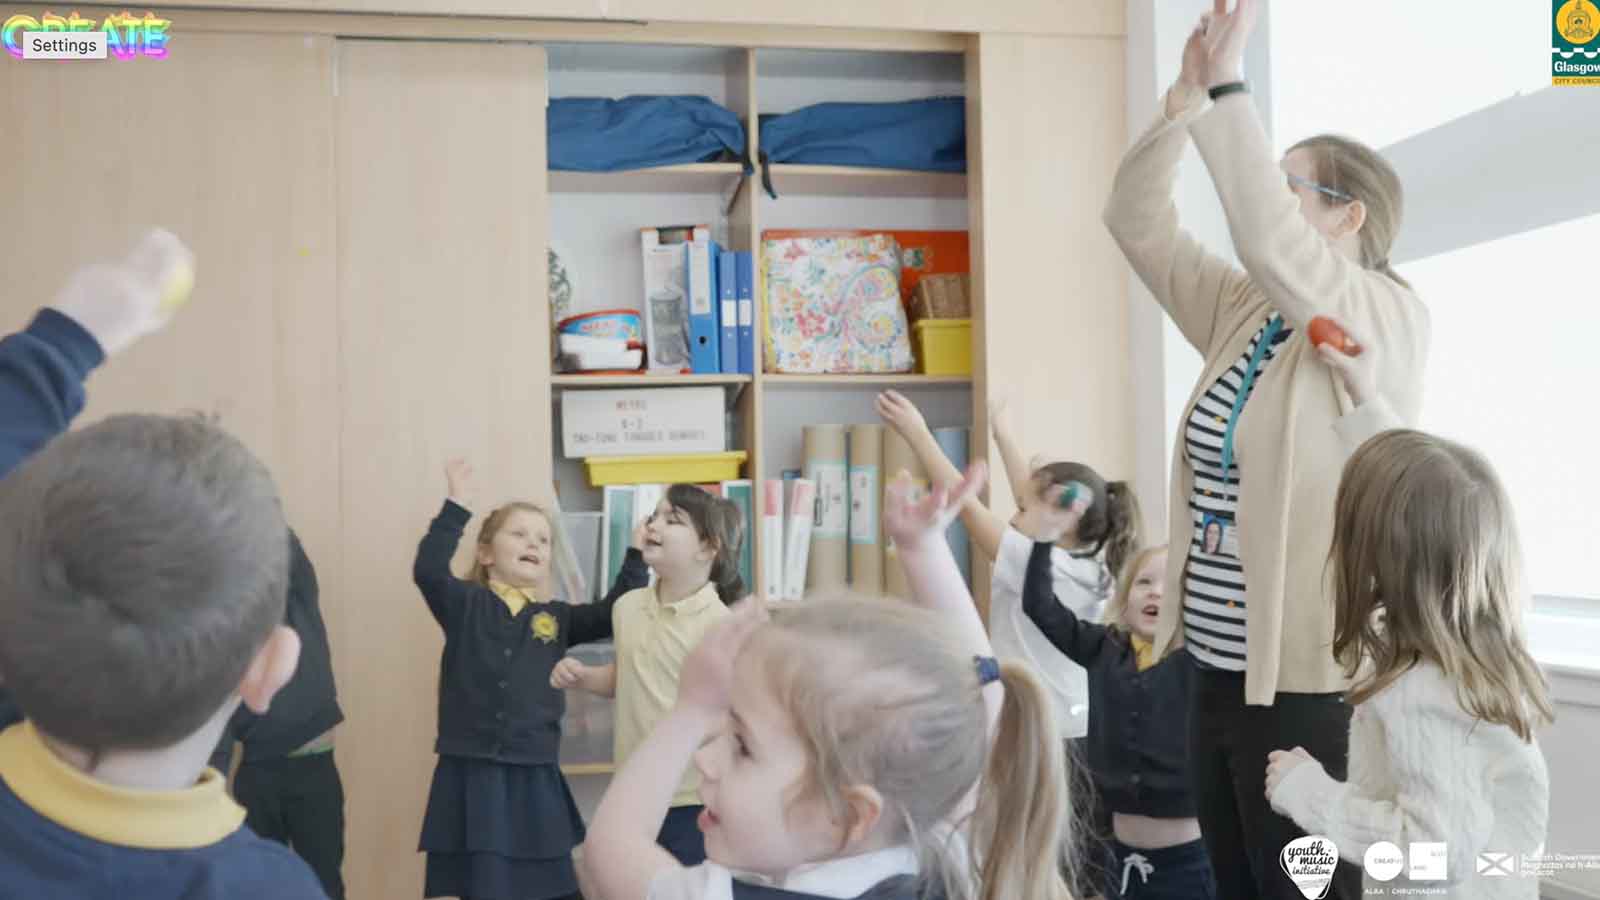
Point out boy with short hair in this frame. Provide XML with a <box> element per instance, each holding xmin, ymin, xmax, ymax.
<box><xmin>0</xmin><ymin>234</ymin><xmax>327</xmax><ymax>898</ymax></box>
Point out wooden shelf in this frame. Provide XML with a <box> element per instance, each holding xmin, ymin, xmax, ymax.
<box><xmin>560</xmin><ymin>762</ymin><xmax>615</xmax><ymax>777</ymax></box>
<box><xmin>764</xmin><ymin>164</ymin><xmax>966</xmax><ymax>198</ymax></box>
<box><xmin>762</xmin><ymin>373</ymin><xmax>972</xmax><ymax>388</ymax></box>
<box><xmin>549</xmin><ymin>162</ymin><xmax>744</xmax><ymax>194</ymax></box>
<box><xmin>553</xmin><ymin>373</ymin><xmax>752</xmax><ymax>388</ymax></box>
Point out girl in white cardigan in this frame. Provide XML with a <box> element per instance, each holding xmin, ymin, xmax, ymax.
<box><xmin>1266</xmin><ymin>319</ymin><xmax>1553</xmax><ymax>900</ymax></box>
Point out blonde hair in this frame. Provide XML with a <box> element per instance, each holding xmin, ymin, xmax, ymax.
<box><xmin>467</xmin><ymin>501</ymin><xmax>553</xmax><ymax>588</ymax></box>
<box><xmin>1330</xmin><ymin>430</ymin><xmax>1553</xmax><ymax>741</ymax></box>
<box><xmin>754</xmin><ymin>599</ymin><xmax>1071</xmax><ymax>900</ymax></box>
<box><xmin>1288</xmin><ymin>134</ymin><xmax>1410</xmax><ymax>289</ymax></box>
<box><xmin>1100</xmin><ymin>544</ymin><xmax>1168</xmax><ymax>633</ymax></box>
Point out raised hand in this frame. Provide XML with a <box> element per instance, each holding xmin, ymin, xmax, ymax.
<box><xmin>875</xmin><ymin>389</ymin><xmax>931</xmax><ymax>440</ymax></box>
<box><xmin>675</xmin><ymin>598</ymin><xmax>768</xmax><ymax>715</ymax></box>
<box><xmin>1013</xmin><ymin>479</ymin><xmax>1091</xmax><ymax>545</ymax></box>
<box><xmin>51</xmin><ymin>228</ymin><xmax>195</xmax><ymax>357</ymax></box>
<box><xmin>445</xmin><ymin>458</ymin><xmax>474</xmax><ymax>507</ymax></box>
<box><xmin>1198</xmin><ymin>0</ymin><xmax>1261</xmax><ymax>89</ymax></box>
<box><xmin>883</xmin><ymin>461</ymin><xmax>987</xmax><ymax>556</ymax></box>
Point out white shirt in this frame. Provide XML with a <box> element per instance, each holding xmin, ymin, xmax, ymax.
<box><xmin>987</xmin><ymin>526</ymin><xmax>1111</xmax><ymax>740</ymax></box>
<box><xmin>647</xmin><ymin>847</ymin><xmax>919</xmax><ymax>900</ymax></box>
<box><xmin>1269</xmin><ymin>663</ymin><xmax>1548</xmax><ymax>900</ymax></box>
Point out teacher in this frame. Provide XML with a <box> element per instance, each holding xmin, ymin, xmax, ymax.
<box><xmin>1102</xmin><ymin>2</ymin><xmax>1429</xmax><ymax>898</ymax></box>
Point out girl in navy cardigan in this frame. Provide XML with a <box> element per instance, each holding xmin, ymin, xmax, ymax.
<box><xmin>413</xmin><ymin>458</ymin><xmax>648</xmax><ymax>900</ymax></box>
<box><xmin>1019</xmin><ymin>488</ymin><xmax>1213</xmax><ymax>900</ymax></box>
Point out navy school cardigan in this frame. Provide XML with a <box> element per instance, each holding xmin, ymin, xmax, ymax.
<box><xmin>413</xmin><ymin>499</ymin><xmax>648</xmax><ymax>765</ymax></box>
<box><xmin>1021</xmin><ymin>540</ymin><xmax>1196</xmax><ymax>818</ymax></box>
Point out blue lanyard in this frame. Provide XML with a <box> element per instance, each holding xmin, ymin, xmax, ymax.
<box><xmin>1219</xmin><ymin>315</ymin><xmax>1283</xmax><ymax>499</ymax></box>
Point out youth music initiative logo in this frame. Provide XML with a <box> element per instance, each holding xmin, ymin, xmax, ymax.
<box><xmin>1281</xmin><ymin>836</ymin><xmax>1340</xmax><ymax>899</ymax></box>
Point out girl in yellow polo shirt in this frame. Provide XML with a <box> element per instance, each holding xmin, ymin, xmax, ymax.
<box><xmin>555</xmin><ymin>483</ymin><xmax>744</xmax><ymax>865</ymax></box>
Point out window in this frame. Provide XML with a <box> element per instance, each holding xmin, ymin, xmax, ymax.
<box><xmin>1269</xmin><ymin>2</ymin><xmax>1550</xmax><ymax>150</ymax></box>
<box><xmin>1404</xmin><ymin>213</ymin><xmax>1600</xmax><ymax>601</ymax></box>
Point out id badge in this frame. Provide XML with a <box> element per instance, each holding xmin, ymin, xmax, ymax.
<box><xmin>1201</xmin><ymin>512</ymin><xmax>1241</xmax><ymax>559</ymax></box>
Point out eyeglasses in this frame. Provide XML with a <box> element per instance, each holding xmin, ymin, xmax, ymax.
<box><xmin>1286</xmin><ymin>172</ymin><xmax>1353</xmax><ymax>202</ymax></box>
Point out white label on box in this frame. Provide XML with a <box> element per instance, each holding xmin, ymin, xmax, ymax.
<box><xmin>809</xmin><ymin>463</ymin><xmax>847</xmax><ymax>537</ymax></box>
<box><xmin>738</xmin><ymin>298</ymin><xmax>754</xmax><ymax>327</ymax></box>
<box><xmin>562</xmin><ymin>387</ymin><xmax>726</xmax><ymax>458</ymax></box>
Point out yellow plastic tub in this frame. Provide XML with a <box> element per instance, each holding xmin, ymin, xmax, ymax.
<box><xmin>913</xmin><ymin>318</ymin><xmax>972</xmax><ymax>375</ymax></box>
<box><xmin>585</xmin><ymin>451</ymin><xmax>748</xmax><ymax>487</ymax></box>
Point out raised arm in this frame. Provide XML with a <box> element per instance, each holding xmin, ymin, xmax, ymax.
<box><xmin>1103</xmin><ymin>25</ymin><xmax>1251</xmax><ymax>356</ymax></box>
<box><xmin>1185</xmin><ymin>1</ymin><xmax>1428</xmax><ymax>414</ymax></box>
<box><xmin>876</xmin><ymin>390</ymin><xmax>1006</xmax><ymax>563</ymax></box>
<box><xmin>580</xmin><ymin>605</ymin><xmax>766</xmax><ymax>900</ymax></box>
<box><xmin>1</xmin><ymin>230</ymin><xmax>193</xmax><ymax>479</ymax></box>
<box><xmin>568</xmin><ymin>545</ymin><xmax>648</xmax><ymax>646</ymax></box>
<box><xmin>987</xmin><ymin>394</ymin><xmax>1035</xmax><ymax>510</ymax></box>
<box><xmin>412</xmin><ymin>459</ymin><xmax>477</xmax><ymax>630</ymax></box>
<box><xmin>884</xmin><ymin>463</ymin><xmax>1003</xmax><ymax>729</ymax></box>
<box><xmin>1021</xmin><ymin>542</ymin><xmax>1113</xmax><ymax>667</ymax></box>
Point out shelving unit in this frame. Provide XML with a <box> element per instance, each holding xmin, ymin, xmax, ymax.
<box><xmin>552</xmin><ymin>373</ymin><xmax>752</xmax><ymax>387</ymax></box>
<box><xmin>763</xmin><ymin>163</ymin><xmax>966</xmax><ymax>198</ymax></box>
<box><xmin>548</xmin><ymin>162</ymin><xmax>746</xmax><ymax>195</ymax></box>
<box><xmin>547</xmin><ymin>42</ymin><xmax>974</xmax><ymax>603</ymax></box>
<box><xmin>761</xmin><ymin>374</ymin><xmax>972</xmax><ymax>387</ymax></box>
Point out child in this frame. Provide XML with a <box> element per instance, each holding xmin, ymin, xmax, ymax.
<box><xmin>555</xmin><ymin>484</ymin><xmax>744</xmax><ymax>865</ymax></box>
<box><xmin>0</xmin><ymin>230</ymin><xmax>197</xmax><ymax>731</ymax></box>
<box><xmin>0</xmin><ymin>413</ymin><xmax>324</xmax><ymax>898</ymax></box>
<box><xmin>1265</xmin><ymin>320</ymin><xmax>1552</xmax><ymax>899</ymax></box>
<box><xmin>577</xmin><ymin>461</ymin><xmax>1071</xmax><ymax>900</ymax></box>
<box><xmin>878</xmin><ymin>389</ymin><xmax>1138</xmax><ymax>896</ymax></box>
<box><xmin>412</xmin><ymin>459</ymin><xmax>649</xmax><ymax>900</ymax></box>
<box><xmin>210</xmin><ymin>529</ymin><xmax>348</xmax><ymax>900</ymax></box>
<box><xmin>876</xmin><ymin>389</ymin><xmax>1141</xmax><ymax>741</ymax></box>
<box><xmin>1019</xmin><ymin>492</ymin><xmax>1212</xmax><ymax>899</ymax></box>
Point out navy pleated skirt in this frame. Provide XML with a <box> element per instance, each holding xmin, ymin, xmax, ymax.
<box><xmin>419</xmin><ymin>756</ymin><xmax>584</xmax><ymax>900</ymax></box>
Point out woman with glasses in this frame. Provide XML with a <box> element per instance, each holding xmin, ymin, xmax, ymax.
<box><xmin>1101</xmin><ymin>2</ymin><xmax>1429</xmax><ymax>898</ymax></box>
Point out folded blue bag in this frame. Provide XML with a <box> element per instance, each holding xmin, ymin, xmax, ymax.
<box><xmin>548</xmin><ymin>95</ymin><xmax>746</xmax><ymax>172</ymax></box>
<box><xmin>758</xmin><ymin>97</ymin><xmax>966</xmax><ymax>181</ymax></box>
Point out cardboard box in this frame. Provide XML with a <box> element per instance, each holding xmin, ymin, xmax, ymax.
<box><xmin>562</xmin><ymin>386</ymin><xmax>725</xmax><ymax>458</ymax></box>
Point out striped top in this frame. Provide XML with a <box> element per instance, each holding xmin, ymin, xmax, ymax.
<box><xmin>1182</xmin><ymin>315</ymin><xmax>1294</xmax><ymax>671</ymax></box>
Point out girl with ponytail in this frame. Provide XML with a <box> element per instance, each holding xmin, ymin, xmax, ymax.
<box><xmin>555</xmin><ymin>483</ymin><xmax>744</xmax><ymax>866</ymax></box>
<box><xmin>581</xmin><ymin>461</ymin><xmax>1072</xmax><ymax>900</ymax></box>
<box><xmin>877</xmin><ymin>389</ymin><xmax>1143</xmax><ymax>744</ymax></box>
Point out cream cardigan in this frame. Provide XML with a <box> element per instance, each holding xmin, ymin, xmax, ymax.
<box><xmin>1102</xmin><ymin>86</ymin><xmax>1431</xmax><ymax>704</ymax></box>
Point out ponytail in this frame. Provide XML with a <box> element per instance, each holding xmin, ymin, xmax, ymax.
<box><xmin>971</xmin><ymin>661</ymin><xmax>1072</xmax><ymax>900</ymax></box>
<box><xmin>1102</xmin><ymin>481</ymin><xmax>1143</xmax><ymax>579</ymax></box>
<box><xmin>1035</xmin><ymin>463</ymin><xmax>1143</xmax><ymax>576</ymax></box>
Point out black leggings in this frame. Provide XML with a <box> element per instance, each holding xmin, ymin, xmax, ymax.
<box><xmin>1188</xmin><ymin>667</ymin><xmax>1362</xmax><ymax>900</ymax></box>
